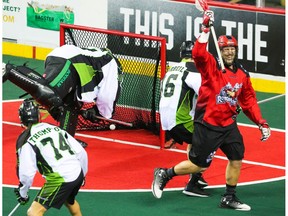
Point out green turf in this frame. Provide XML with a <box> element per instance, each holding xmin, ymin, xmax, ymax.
<box><xmin>3</xmin><ymin>180</ymin><xmax>285</xmax><ymax>215</ymax></box>
<box><xmin>237</xmin><ymin>92</ymin><xmax>285</xmax><ymax>130</ymax></box>
<box><xmin>2</xmin><ymin>55</ymin><xmax>45</xmax><ymax>100</ymax></box>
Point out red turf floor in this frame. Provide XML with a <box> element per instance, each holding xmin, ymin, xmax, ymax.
<box><xmin>2</xmin><ymin>101</ymin><xmax>285</xmax><ymax>190</ymax></box>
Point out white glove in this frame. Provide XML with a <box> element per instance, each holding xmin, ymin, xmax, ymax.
<box><xmin>2</xmin><ymin>62</ymin><xmax>6</xmax><ymax>73</ymax></box>
<box><xmin>2</xmin><ymin>62</ymin><xmax>7</xmax><ymax>82</ymax></box>
<box><xmin>259</xmin><ymin>123</ymin><xmax>271</xmax><ymax>141</ymax></box>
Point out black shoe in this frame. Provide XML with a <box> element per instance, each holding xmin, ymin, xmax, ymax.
<box><xmin>198</xmin><ymin>176</ymin><xmax>208</xmax><ymax>187</ymax></box>
<box><xmin>77</xmin><ymin>139</ymin><xmax>88</xmax><ymax>148</ymax></box>
<box><xmin>183</xmin><ymin>183</ymin><xmax>210</xmax><ymax>197</ymax></box>
<box><xmin>188</xmin><ymin>174</ymin><xmax>208</xmax><ymax>188</ymax></box>
<box><xmin>219</xmin><ymin>194</ymin><xmax>251</xmax><ymax>211</ymax></box>
<box><xmin>151</xmin><ymin>168</ymin><xmax>171</xmax><ymax>199</ymax></box>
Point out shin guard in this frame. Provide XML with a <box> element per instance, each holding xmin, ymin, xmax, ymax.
<box><xmin>58</xmin><ymin>106</ymin><xmax>79</xmax><ymax>136</ymax></box>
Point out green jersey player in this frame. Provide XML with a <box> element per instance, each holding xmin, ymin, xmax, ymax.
<box><xmin>14</xmin><ymin>99</ymin><xmax>88</xmax><ymax>215</ymax></box>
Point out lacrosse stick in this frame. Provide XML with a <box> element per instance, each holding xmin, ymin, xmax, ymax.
<box><xmin>80</xmin><ymin>109</ymin><xmax>133</xmax><ymax>127</ymax></box>
<box><xmin>8</xmin><ymin>203</ymin><xmax>21</xmax><ymax>216</ymax></box>
<box><xmin>91</xmin><ymin>114</ymin><xmax>133</xmax><ymax>127</ymax></box>
<box><xmin>195</xmin><ymin>0</ymin><xmax>225</xmax><ymax>72</ymax></box>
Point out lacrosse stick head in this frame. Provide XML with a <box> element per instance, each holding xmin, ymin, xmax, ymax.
<box><xmin>195</xmin><ymin>0</ymin><xmax>209</xmax><ymax>12</ymax></box>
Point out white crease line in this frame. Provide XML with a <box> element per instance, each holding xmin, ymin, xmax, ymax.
<box><xmin>2</xmin><ymin>99</ymin><xmax>24</xmax><ymax>103</ymax></box>
<box><xmin>2</xmin><ymin>121</ymin><xmax>285</xmax><ymax>170</ymax></box>
<box><xmin>3</xmin><ymin>176</ymin><xmax>285</xmax><ymax>192</ymax></box>
<box><xmin>257</xmin><ymin>94</ymin><xmax>285</xmax><ymax>104</ymax></box>
<box><xmin>166</xmin><ymin>148</ymin><xmax>285</xmax><ymax>170</ymax></box>
<box><xmin>213</xmin><ymin>155</ymin><xmax>285</xmax><ymax>170</ymax></box>
<box><xmin>75</xmin><ymin>132</ymin><xmax>160</xmax><ymax>150</ymax></box>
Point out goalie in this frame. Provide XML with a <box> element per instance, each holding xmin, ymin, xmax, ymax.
<box><xmin>3</xmin><ymin>44</ymin><xmax>123</xmax><ymax>147</ymax></box>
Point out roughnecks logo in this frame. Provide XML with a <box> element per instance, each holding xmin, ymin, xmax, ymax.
<box><xmin>206</xmin><ymin>151</ymin><xmax>216</xmax><ymax>163</ymax></box>
<box><xmin>216</xmin><ymin>82</ymin><xmax>242</xmax><ymax>106</ymax></box>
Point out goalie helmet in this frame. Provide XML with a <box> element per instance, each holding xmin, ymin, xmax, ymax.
<box><xmin>180</xmin><ymin>41</ymin><xmax>194</xmax><ymax>59</ymax></box>
<box><xmin>218</xmin><ymin>35</ymin><xmax>238</xmax><ymax>49</ymax></box>
<box><xmin>19</xmin><ymin>99</ymin><xmax>40</xmax><ymax>126</ymax></box>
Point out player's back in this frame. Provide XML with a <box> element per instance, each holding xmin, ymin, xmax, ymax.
<box><xmin>159</xmin><ymin>62</ymin><xmax>198</xmax><ymax>130</ymax></box>
<box><xmin>47</xmin><ymin>44</ymin><xmax>107</xmax><ymax>60</ymax></box>
<box><xmin>28</xmin><ymin>122</ymin><xmax>82</xmax><ymax>182</ymax></box>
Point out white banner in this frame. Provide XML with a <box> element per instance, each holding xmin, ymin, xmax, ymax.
<box><xmin>2</xmin><ymin>0</ymin><xmax>108</xmax><ymax>48</ymax></box>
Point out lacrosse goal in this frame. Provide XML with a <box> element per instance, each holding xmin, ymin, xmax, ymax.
<box><xmin>59</xmin><ymin>24</ymin><xmax>166</xmax><ymax>148</ymax></box>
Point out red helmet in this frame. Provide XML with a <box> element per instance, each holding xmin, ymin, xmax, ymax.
<box><xmin>218</xmin><ymin>35</ymin><xmax>238</xmax><ymax>49</ymax></box>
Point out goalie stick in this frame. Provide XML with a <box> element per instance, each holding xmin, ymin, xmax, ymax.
<box><xmin>80</xmin><ymin>110</ymin><xmax>133</xmax><ymax>127</ymax></box>
<box><xmin>195</xmin><ymin>0</ymin><xmax>226</xmax><ymax>72</ymax></box>
<box><xmin>39</xmin><ymin>105</ymin><xmax>134</xmax><ymax>128</ymax></box>
<box><xmin>89</xmin><ymin>114</ymin><xmax>133</xmax><ymax>127</ymax></box>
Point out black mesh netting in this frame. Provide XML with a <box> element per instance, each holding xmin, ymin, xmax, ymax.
<box><xmin>62</xmin><ymin>27</ymin><xmax>163</xmax><ymax>135</ymax></box>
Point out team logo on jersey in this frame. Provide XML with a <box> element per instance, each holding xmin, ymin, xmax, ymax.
<box><xmin>206</xmin><ymin>151</ymin><xmax>216</xmax><ymax>163</ymax></box>
<box><xmin>56</xmin><ymin>69</ymin><xmax>71</xmax><ymax>87</ymax></box>
<box><xmin>216</xmin><ymin>82</ymin><xmax>242</xmax><ymax>106</ymax></box>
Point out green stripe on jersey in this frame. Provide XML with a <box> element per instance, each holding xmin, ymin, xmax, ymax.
<box><xmin>49</xmin><ymin>60</ymin><xmax>72</xmax><ymax>87</ymax></box>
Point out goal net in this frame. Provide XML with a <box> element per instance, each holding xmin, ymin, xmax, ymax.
<box><xmin>59</xmin><ymin>24</ymin><xmax>166</xmax><ymax>147</ymax></box>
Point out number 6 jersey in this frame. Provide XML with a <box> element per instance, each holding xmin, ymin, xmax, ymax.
<box><xmin>159</xmin><ymin>61</ymin><xmax>201</xmax><ymax>131</ymax></box>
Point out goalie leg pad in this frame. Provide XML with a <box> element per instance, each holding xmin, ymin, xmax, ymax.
<box><xmin>58</xmin><ymin>106</ymin><xmax>79</xmax><ymax>136</ymax></box>
<box><xmin>5</xmin><ymin>63</ymin><xmax>63</xmax><ymax>109</ymax></box>
<box><xmin>6</xmin><ymin>63</ymin><xmax>47</xmax><ymax>84</ymax></box>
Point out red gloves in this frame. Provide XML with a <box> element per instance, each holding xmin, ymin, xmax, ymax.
<box><xmin>202</xmin><ymin>10</ymin><xmax>214</xmax><ymax>33</ymax></box>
